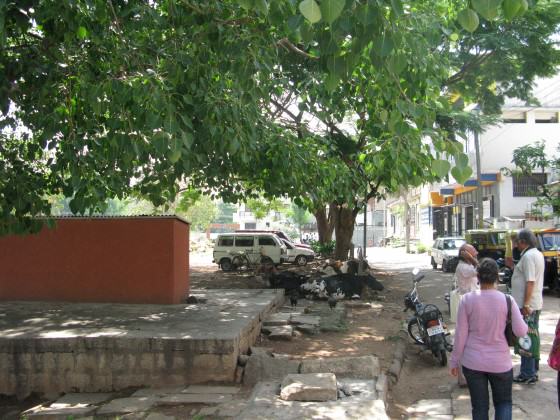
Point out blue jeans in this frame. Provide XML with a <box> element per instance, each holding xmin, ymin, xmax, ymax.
<box><xmin>520</xmin><ymin>310</ymin><xmax>540</xmax><ymax>378</ymax></box>
<box><xmin>463</xmin><ymin>366</ymin><xmax>513</xmax><ymax>420</ymax></box>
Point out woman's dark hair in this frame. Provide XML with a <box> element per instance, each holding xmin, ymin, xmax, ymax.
<box><xmin>477</xmin><ymin>258</ymin><xmax>499</xmax><ymax>285</ymax></box>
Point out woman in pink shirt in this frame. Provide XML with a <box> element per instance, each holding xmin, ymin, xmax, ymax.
<box><xmin>450</xmin><ymin>258</ymin><xmax>528</xmax><ymax>420</ymax></box>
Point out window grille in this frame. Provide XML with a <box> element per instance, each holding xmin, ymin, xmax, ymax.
<box><xmin>512</xmin><ymin>173</ymin><xmax>547</xmax><ymax>197</ymax></box>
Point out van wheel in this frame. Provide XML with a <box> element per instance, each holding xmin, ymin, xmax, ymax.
<box><xmin>220</xmin><ymin>258</ymin><xmax>234</xmax><ymax>272</ymax></box>
<box><xmin>442</xmin><ymin>259</ymin><xmax>448</xmax><ymax>273</ymax></box>
<box><xmin>295</xmin><ymin>255</ymin><xmax>308</xmax><ymax>266</ymax></box>
<box><xmin>431</xmin><ymin>257</ymin><xmax>437</xmax><ymax>270</ymax></box>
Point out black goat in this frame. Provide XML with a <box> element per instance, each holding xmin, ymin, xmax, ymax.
<box><xmin>322</xmin><ymin>273</ymin><xmax>384</xmax><ymax>298</ymax></box>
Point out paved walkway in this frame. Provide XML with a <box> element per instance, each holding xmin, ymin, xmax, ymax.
<box><xmin>365</xmin><ymin>246</ymin><xmax>560</xmax><ymax>419</ymax></box>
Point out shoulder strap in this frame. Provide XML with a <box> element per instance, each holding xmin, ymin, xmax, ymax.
<box><xmin>506</xmin><ymin>294</ymin><xmax>512</xmax><ymax>322</ymax></box>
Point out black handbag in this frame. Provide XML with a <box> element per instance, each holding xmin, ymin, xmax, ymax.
<box><xmin>505</xmin><ymin>294</ymin><xmax>516</xmax><ymax>347</ymax></box>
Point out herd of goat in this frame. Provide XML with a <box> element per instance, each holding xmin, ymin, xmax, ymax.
<box><xmin>265</xmin><ymin>260</ymin><xmax>384</xmax><ymax>306</ymax></box>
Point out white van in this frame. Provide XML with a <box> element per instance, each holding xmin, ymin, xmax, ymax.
<box><xmin>280</xmin><ymin>239</ymin><xmax>315</xmax><ymax>266</ymax></box>
<box><xmin>213</xmin><ymin>233</ymin><xmax>286</xmax><ymax>271</ymax></box>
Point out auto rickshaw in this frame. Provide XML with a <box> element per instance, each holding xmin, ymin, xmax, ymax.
<box><xmin>465</xmin><ymin>229</ymin><xmax>510</xmax><ymax>261</ymax></box>
<box><xmin>535</xmin><ymin>228</ymin><xmax>560</xmax><ymax>292</ymax></box>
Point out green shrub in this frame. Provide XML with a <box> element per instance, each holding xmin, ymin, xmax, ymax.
<box><xmin>310</xmin><ymin>240</ymin><xmax>336</xmax><ymax>257</ymax></box>
<box><xmin>416</xmin><ymin>243</ymin><xmax>428</xmax><ymax>254</ymax></box>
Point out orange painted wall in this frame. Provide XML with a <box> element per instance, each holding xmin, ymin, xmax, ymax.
<box><xmin>0</xmin><ymin>217</ymin><xmax>189</xmax><ymax>304</ymax></box>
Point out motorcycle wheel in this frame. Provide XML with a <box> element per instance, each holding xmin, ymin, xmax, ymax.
<box><xmin>407</xmin><ymin>319</ymin><xmax>425</xmax><ymax>345</ymax></box>
<box><xmin>436</xmin><ymin>349</ymin><xmax>447</xmax><ymax>367</ymax></box>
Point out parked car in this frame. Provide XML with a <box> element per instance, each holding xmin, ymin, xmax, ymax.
<box><xmin>430</xmin><ymin>237</ymin><xmax>465</xmax><ymax>272</ymax></box>
<box><xmin>280</xmin><ymin>238</ymin><xmax>315</xmax><ymax>266</ymax></box>
<box><xmin>213</xmin><ymin>233</ymin><xmax>286</xmax><ymax>271</ymax></box>
<box><xmin>235</xmin><ymin>229</ymin><xmax>312</xmax><ymax>249</ymax></box>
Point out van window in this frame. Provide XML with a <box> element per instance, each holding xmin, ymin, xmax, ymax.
<box><xmin>218</xmin><ymin>236</ymin><xmax>234</xmax><ymax>246</ymax></box>
<box><xmin>235</xmin><ymin>236</ymin><xmax>254</xmax><ymax>247</ymax></box>
<box><xmin>259</xmin><ymin>236</ymin><xmax>277</xmax><ymax>246</ymax></box>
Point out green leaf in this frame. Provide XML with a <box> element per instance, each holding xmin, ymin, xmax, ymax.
<box><xmin>451</xmin><ymin>166</ymin><xmax>473</xmax><ymax>184</ymax></box>
<box><xmin>457</xmin><ymin>9</ymin><xmax>479</xmax><ymax>33</ymax></box>
<box><xmin>373</xmin><ymin>35</ymin><xmax>394</xmax><ymax>57</ymax></box>
<box><xmin>449</xmin><ymin>33</ymin><xmax>459</xmax><ymax>42</ymax></box>
<box><xmin>471</xmin><ymin>0</ymin><xmax>502</xmax><ymax>21</ymax></box>
<box><xmin>254</xmin><ymin>0</ymin><xmax>269</xmax><ymax>15</ymax></box>
<box><xmin>299</xmin><ymin>0</ymin><xmax>322</xmax><ymax>24</ymax></box>
<box><xmin>391</xmin><ymin>0</ymin><xmax>404</xmax><ymax>17</ymax></box>
<box><xmin>325</xmin><ymin>73</ymin><xmax>339</xmax><ymax>92</ymax></box>
<box><xmin>77</xmin><ymin>26</ymin><xmax>88</xmax><ymax>40</ymax></box>
<box><xmin>320</xmin><ymin>0</ymin><xmax>345</xmax><ymax>24</ymax></box>
<box><xmin>432</xmin><ymin>159</ymin><xmax>451</xmax><ymax>178</ymax></box>
<box><xmin>237</xmin><ymin>0</ymin><xmax>254</xmax><ymax>10</ymax></box>
<box><xmin>387</xmin><ymin>54</ymin><xmax>407</xmax><ymax>74</ymax></box>
<box><xmin>503</xmin><ymin>0</ymin><xmax>522</xmax><ymax>20</ymax></box>
<box><xmin>518</xmin><ymin>0</ymin><xmax>529</xmax><ymax>15</ymax></box>
<box><xmin>455</xmin><ymin>153</ymin><xmax>470</xmax><ymax>168</ymax></box>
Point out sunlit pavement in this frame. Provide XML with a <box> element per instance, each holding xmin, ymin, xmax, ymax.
<box><xmin>364</xmin><ymin>246</ymin><xmax>560</xmax><ymax>419</ymax></box>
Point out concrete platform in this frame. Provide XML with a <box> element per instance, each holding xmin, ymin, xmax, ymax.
<box><xmin>0</xmin><ymin>289</ymin><xmax>283</xmax><ymax>398</ymax></box>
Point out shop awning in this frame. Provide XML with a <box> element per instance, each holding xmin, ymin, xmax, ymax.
<box><xmin>430</xmin><ymin>191</ymin><xmax>454</xmax><ymax>206</ymax></box>
<box><xmin>439</xmin><ymin>173</ymin><xmax>500</xmax><ymax>196</ymax></box>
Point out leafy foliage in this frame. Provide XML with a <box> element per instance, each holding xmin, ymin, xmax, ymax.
<box><xmin>503</xmin><ymin>141</ymin><xmax>560</xmax><ymax>215</ymax></box>
<box><xmin>1</xmin><ymin>0</ymin><xmax>559</xmax><ymax>240</ymax></box>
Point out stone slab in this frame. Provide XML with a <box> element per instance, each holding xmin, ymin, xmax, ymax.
<box><xmin>238</xmin><ymin>399</ymin><xmax>388</xmax><ymax>419</ymax></box>
<box><xmin>145</xmin><ymin>414</ymin><xmax>175</xmax><ymax>420</ymax></box>
<box><xmin>407</xmin><ymin>399</ymin><xmax>453</xmax><ymax>416</ymax></box>
<box><xmin>52</xmin><ymin>392</ymin><xmax>114</xmax><ymax>406</ymax></box>
<box><xmin>250</xmin><ymin>379</ymin><xmax>376</xmax><ymax>406</ymax></box>
<box><xmin>289</xmin><ymin>315</ymin><xmax>320</xmax><ymax>326</ymax></box>
<box><xmin>280</xmin><ymin>373</ymin><xmax>337</xmax><ymax>402</ymax></box>
<box><xmin>96</xmin><ymin>397</ymin><xmax>156</xmax><ymax>415</ymax></box>
<box><xmin>294</xmin><ymin>324</ymin><xmax>319</xmax><ymax>335</ymax></box>
<box><xmin>131</xmin><ymin>387</ymin><xmax>186</xmax><ymax>397</ymax></box>
<box><xmin>300</xmin><ymin>355</ymin><xmax>380</xmax><ymax>379</ymax></box>
<box><xmin>24</xmin><ymin>405</ymin><xmax>96</xmax><ymax>419</ymax></box>
<box><xmin>263</xmin><ymin>313</ymin><xmax>292</xmax><ymax>326</ymax></box>
<box><xmin>157</xmin><ymin>393</ymin><xmax>233</xmax><ymax>405</ymax></box>
<box><xmin>183</xmin><ymin>385</ymin><xmax>240</xmax><ymax>394</ymax></box>
<box><xmin>244</xmin><ymin>355</ymin><xmax>300</xmax><ymax>386</ymax></box>
<box><xmin>267</xmin><ymin>325</ymin><xmax>294</xmax><ymax>341</ymax></box>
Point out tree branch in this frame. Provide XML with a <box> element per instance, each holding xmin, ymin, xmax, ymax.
<box><xmin>277</xmin><ymin>38</ymin><xmax>319</xmax><ymax>60</ymax></box>
<box><xmin>445</xmin><ymin>51</ymin><xmax>496</xmax><ymax>86</ymax></box>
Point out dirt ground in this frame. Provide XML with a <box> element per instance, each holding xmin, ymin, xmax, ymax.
<box><xmin>191</xmin><ymin>261</ymin><xmax>406</xmax><ymax>365</ymax></box>
<box><xmin>190</xmin><ymin>259</ymin><xmax>431</xmax><ymax>418</ymax></box>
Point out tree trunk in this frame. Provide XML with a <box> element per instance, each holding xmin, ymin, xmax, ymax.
<box><xmin>402</xmin><ymin>190</ymin><xmax>411</xmax><ymax>254</ymax></box>
<box><xmin>314</xmin><ymin>203</ymin><xmax>335</xmax><ymax>243</ymax></box>
<box><xmin>334</xmin><ymin>206</ymin><xmax>358</xmax><ymax>260</ymax></box>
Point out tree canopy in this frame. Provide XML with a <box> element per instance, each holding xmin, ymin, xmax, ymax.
<box><xmin>1</xmin><ymin>0</ymin><xmax>559</xmax><ymax>239</ymax></box>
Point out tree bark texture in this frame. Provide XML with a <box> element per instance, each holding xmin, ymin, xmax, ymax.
<box><xmin>314</xmin><ymin>203</ymin><xmax>335</xmax><ymax>244</ymax></box>
<box><xmin>334</xmin><ymin>206</ymin><xmax>358</xmax><ymax>260</ymax></box>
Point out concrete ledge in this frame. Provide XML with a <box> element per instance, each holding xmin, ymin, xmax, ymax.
<box><xmin>0</xmin><ymin>289</ymin><xmax>283</xmax><ymax>398</ymax></box>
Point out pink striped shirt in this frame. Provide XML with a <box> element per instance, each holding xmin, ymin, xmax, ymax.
<box><xmin>450</xmin><ymin>289</ymin><xmax>528</xmax><ymax>373</ymax></box>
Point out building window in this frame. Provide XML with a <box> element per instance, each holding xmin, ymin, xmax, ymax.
<box><xmin>512</xmin><ymin>173</ymin><xmax>547</xmax><ymax>197</ymax></box>
<box><xmin>535</xmin><ymin>111</ymin><xmax>559</xmax><ymax>123</ymax></box>
<box><xmin>502</xmin><ymin>111</ymin><xmax>526</xmax><ymax>124</ymax></box>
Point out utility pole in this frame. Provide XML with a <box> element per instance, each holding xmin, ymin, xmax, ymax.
<box><xmin>363</xmin><ymin>195</ymin><xmax>367</xmax><ymax>258</ymax></box>
<box><xmin>474</xmin><ymin>128</ymin><xmax>484</xmax><ymax>228</ymax></box>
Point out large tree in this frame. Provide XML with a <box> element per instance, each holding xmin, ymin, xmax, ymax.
<box><xmin>2</xmin><ymin>0</ymin><xmax>559</xmax><ymax>256</ymax></box>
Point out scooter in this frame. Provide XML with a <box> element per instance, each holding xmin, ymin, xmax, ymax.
<box><xmin>403</xmin><ymin>269</ymin><xmax>452</xmax><ymax>366</ymax></box>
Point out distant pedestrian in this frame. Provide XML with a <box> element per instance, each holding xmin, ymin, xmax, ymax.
<box><xmin>452</xmin><ymin>243</ymin><xmax>479</xmax><ymax>386</ymax></box>
<box><xmin>450</xmin><ymin>258</ymin><xmax>528</xmax><ymax>420</ymax></box>
<box><xmin>548</xmin><ymin>317</ymin><xmax>560</xmax><ymax>409</ymax></box>
<box><xmin>511</xmin><ymin>228</ymin><xmax>545</xmax><ymax>384</ymax></box>
<box><xmin>454</xmin><ymin>243</ymin><xmax>480</xmax><ymax>294</ymax></box>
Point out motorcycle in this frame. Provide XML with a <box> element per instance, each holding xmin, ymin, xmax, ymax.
<box><xmin>404</xmin><ymin>269</ymin><xmax>452</xmax><ymax>366</ymax></box>
<box><xmin>496</xmin><ymin>258</ymin><xmax>513</xmax><ymax>293</ymax></box>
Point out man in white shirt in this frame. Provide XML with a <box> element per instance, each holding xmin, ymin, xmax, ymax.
<box><xmin>511</xmin><ymin>228</ymin><xmax>545</xmax><ymax>384</ymax></box>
